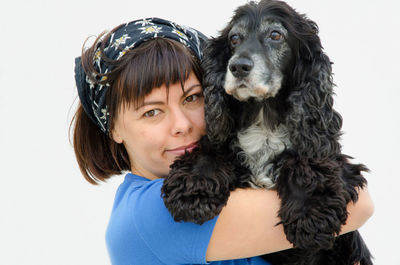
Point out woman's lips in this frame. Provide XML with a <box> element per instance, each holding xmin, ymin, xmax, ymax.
<box><xmin>166</xmin><ymin>142</ymin><xmax>198</xmax><ymax>156</ymax></box>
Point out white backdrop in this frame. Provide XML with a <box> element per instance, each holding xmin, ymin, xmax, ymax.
<box><xmin>1</xmin><ymin>0</ymin><xmax>399</xmax><ymax>264</ymax></box>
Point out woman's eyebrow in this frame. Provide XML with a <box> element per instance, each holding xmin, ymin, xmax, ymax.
<box><xmin>135</xmin><ymin>101</ymin><xmax>164</xmax><ymax>110</ymax></box>
<box><xmin>135</xmin><ymin>84</ymin><xmax>201</xmax><ymax>110</ymax></box>
<box><xmin>182</xmin><ymin>84</ymin><xmax>202</xmax><ymax>97</ymax></box>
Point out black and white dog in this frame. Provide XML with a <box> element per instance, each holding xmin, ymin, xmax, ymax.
<box><xmin>162</xmin><ymin>0</ymin><xmax>372</xmax><ymax>264</ymax></box>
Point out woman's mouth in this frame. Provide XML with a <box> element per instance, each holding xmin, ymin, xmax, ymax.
<box><xmin>166</xmin><ymin>142</ymin><xmax>198</xmax><ymax>156</ymax></box>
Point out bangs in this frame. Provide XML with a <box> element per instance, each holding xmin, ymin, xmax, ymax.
<box><xmin>112</xmin><ymin>38</ymin><xmax>202</xmax><ymax>112</ymax></box>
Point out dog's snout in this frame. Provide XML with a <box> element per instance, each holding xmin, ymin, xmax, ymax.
<box><xmin>229</xmin><ymin>57</ymin><xmax>254</xmax><ymax>78</ymax></box>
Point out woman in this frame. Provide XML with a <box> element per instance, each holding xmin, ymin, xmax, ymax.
<box><xmin>72</xmin><ymin>18</ymin><xmax>373</xmax><ymax>265</ymax></box>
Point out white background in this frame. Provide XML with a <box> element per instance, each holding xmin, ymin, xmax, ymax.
<box><xmin>0</xmin><ymin>0</ymin><xmax>399</xmax><ymax>264</ymax></box>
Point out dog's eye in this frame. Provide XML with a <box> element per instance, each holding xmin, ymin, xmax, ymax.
<box><xmin>230</xmin><ymin>34</ymin><xmax>241</xmax><ymax>46</ymax></box>
<box><xmin>270</xmin><ymin>31</ymin><xmax>283</xmax><ymax>41</ymax></box>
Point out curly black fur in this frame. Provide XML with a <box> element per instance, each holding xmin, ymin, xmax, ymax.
<box><xmin>161</xmin><ymin>0</ymin><xmax>372</xmax><ymax>264</ymax></box>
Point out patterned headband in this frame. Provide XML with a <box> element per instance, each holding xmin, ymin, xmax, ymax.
<box><xmin>74</xmin><ymin>17</ymin><xmax>207</xmax><ymax>134</ymax></box>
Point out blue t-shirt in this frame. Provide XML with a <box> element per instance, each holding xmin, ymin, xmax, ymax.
<box><xmin>106</xmin><ymin>173</ymin><xmax>271</xmax><ymax>265</ymax></box>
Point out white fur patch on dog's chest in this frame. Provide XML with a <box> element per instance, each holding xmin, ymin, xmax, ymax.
<box><xmin>236</xmin><ymin>109</ymin><xmax>291</xmax><ymax>188</ymax></box>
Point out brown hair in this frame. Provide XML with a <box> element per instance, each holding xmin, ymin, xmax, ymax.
<box><xmin>71</xmin><ymin>29</ymin><xmax>203</xmax><ymax>184</ymax></box>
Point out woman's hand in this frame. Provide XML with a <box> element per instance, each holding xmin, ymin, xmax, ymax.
<box><xmin>339</xmin><ymin>187</ymin><xmax>374</xmax><ymax>235</ymax></box>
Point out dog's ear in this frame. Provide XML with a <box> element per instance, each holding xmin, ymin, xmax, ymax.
<box><xmin>286</xmin><ymin>17</ymin><xmax>343</xmax><ymax>158</ymax></box>
<box><xmin>202</xmin><ymin>31</ymin><xmax>236</xmax><ymax>145</ymax></box>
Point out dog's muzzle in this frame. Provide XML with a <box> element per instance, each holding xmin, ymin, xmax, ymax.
<box><xmin>224</xmin><ymin>55</ymin><xmax>282</xmax><ymax>101</ymax></box>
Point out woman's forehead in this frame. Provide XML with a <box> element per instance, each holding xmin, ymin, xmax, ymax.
<box><xmin>139</xmin><ymin>74</ymin><xmax>202</xmax><ymax>106</ymax></box>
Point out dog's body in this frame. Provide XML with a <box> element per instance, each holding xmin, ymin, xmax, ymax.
<box><xmin>235</xmin><ymin>115</ymin><xmax>291</xmax><ymax>188</ymax></box>
<box><xmin>162</xmin><ymin>0</ymin><xmax>372</xmax><ymax>264</ymax></box>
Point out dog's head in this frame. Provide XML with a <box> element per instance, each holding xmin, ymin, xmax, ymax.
<box><xmin>219</xmin><ymin>0</ymin><xmax>322</xmax><ymax>102</ymax></box>
<box><xmin>225</xmin><ymin>14</ymin><xmax>291</xmax><ymax>101</ymax></box>
<box><xmin>203</xmin><ymin>0</ymin><xmax>339</xmax><ymax>149</ymax></box>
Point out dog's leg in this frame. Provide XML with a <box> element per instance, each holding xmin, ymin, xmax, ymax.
<box><xmin>336</xmin><ymin>231</ymin><xmax>373</xmax><ymax>265</ymax></box>
<box><xmin>311</xmin><ymin>231</ymin><xmax>373</xmax><ymax>265</ymax></box>
<box><xmin>161</xmin><ymin>137</ymin><xmax>239</xmax><ymax>224</ymax></box>
<box><xmin>274</xmin><ymin>151</ymin><xmax>349</xmax><ymax>251</ymax></box>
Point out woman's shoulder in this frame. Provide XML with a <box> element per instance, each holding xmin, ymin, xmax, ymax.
<box><xmin>107</xmin><ymin>173</ymin><xmax>168</xmax><ymax>240</ymax></box>
<box><xmin>106</xmin><ymin>174</ymin><xmax>164</xmax><ymax>264</ymax></box>
<box><xmin>106</xmin><ymin>173</ymin><xmax>220</xmax><ymax>264</ymax></box>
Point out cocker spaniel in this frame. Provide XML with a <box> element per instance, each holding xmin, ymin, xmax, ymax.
<box><xmin>162</xmin><ymin>0</ymin><xmax>372</xmax><ymax>264</ymax></box>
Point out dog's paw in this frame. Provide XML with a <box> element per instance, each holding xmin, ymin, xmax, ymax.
<box><xmin>282</xmin><ymin>211</ymin><xmax>341</xmax><ymax>250</ymax></box>
<box><xmin>276</xmin><ymin>153</ymin><xmax>349</xmax><ymax>250</ymax></box>
<box><xmin>162</xmin><ymin>169</ymin><xmax>229</xmax><ymax>224</ymax></box>
<box><xmin>279</xmin><ymin>192</ymin><xmax>348</xmax><ymax>250</ymax></box>
<box><xmin>161</xmin><ymin>150</ymin><xmax>235</xmax><ymax>224</ymax></box>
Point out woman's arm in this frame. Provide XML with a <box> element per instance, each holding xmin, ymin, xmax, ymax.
<box><xmin>206</xmin><ymin>187</ymin><xmax>373</xmax><ymax>261</ymax></box>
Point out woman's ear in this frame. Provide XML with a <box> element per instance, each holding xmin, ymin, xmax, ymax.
<box><xmin>111</xmin><ymin>127</ymin><xmax>123</xmax><ymax>144</ymax></box>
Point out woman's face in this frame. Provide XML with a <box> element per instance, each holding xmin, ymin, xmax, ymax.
<box><xmin>112</xmin><ymin>72</ymin><xmax>206</xmax><ymax>179</ymax></box>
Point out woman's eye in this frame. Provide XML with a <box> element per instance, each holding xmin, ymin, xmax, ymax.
<box><xmin>184</xmin><ymin>94</ymin><xmax>200</xmax><ymax>104</ymax></box>
<box><xmin>270</xmin><ymin>31</ymin><xmax>283</xmax><ymax>41</ymax></box>
<box><xmin>143</xmin><ymin>109</ymin><xmax>161</xmax><ymax>118</ymax></box>
<box><xmin>230</xmin><ymin>34</ymin><xmax>241</xmax><ymax>46</ymax></box>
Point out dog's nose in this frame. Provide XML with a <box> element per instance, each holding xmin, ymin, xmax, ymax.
<box><xmin>229</xmin><ymin>57</ymin><xmax>254</xmax><ymax>78</ymax></box>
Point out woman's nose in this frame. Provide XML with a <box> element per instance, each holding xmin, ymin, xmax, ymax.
<box><xmin>170</xmin><ymin>108</ymin><xmax>193</xmax><ymax>136</ymax></box>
